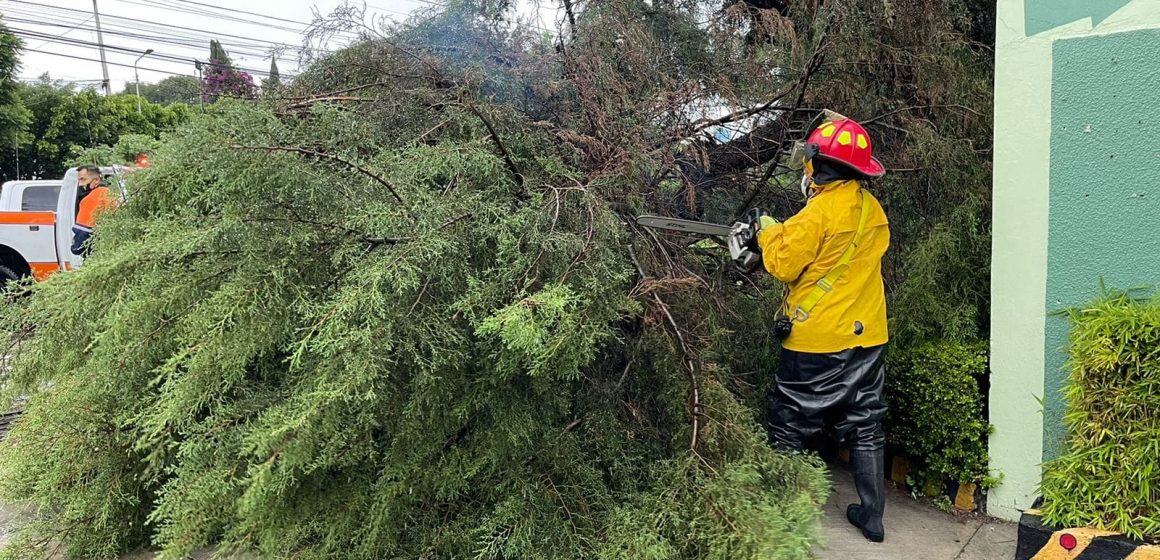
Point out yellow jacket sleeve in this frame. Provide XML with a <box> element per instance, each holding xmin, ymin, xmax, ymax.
<box><xmin>756</xmin><ymin>205</ymin><xmax>825</xmax><ymax>283</ymax></box>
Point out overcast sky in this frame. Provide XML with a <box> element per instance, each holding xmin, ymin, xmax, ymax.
<box><xmin>7</xmin><ymin>0</ymin><xmax>561</xmax><ymax>92</ymax></box>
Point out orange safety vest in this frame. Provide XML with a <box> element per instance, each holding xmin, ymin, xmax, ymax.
<box><xmin>71</xmin><ymin>185</ymin><xmax>117</xmax><ymax>256</ymax></box>
<box><xmin>76</xmin><ymin>185</ymin><xmax>116</xmax><ymax>230</ymax></box>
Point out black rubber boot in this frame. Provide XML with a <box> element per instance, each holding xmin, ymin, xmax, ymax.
<box><xmin>846</xmin><ymin>448</ymin><xmax>886</xmax><ymax>542</ymax></box>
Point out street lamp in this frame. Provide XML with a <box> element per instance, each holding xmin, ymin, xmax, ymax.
<box><xmin>134</xmin><ymin>48</ymin><xmax>154</xmax><ymax>113</ymax></box>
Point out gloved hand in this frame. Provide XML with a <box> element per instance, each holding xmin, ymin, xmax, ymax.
<box><xmin>755</xmin><ymin>214</ymin><xmax>781</xmax><ymax>249</ymax></box>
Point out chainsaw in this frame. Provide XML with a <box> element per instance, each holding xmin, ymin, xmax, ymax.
<box><xmin>636</xmin><ymin>208</ymin><xmax>766</xmax><ymax>273</ymax></box>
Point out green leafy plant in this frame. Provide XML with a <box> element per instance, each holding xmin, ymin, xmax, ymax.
<box><xmin>0</xmin><ymin>84</ymin><xmax>826</xmax><ymax>560</ymax></box>
<box><xmin>66</xmin><ymin>133</ymin><xmax>162</xmax><ymax>168</ymax></box>
<box><xmin>885</xmin><ymin>341</ymin><xmax>991</xmax><ymax>486</ymax></box>
<box><xmin>1040</xmin><ymin>291</ymin><xmax>1160</xmax><ymax>539</ymax></box>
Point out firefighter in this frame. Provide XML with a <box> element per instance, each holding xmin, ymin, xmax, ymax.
<box><xmin>754</xmin><ymin>117</ymin><xmax>891</xmax><ymax>542</ymax></box>
<box><xmin>72</xmin><ymin>165</ymin><xmax>117</xmax><ymax>257</ymax></box>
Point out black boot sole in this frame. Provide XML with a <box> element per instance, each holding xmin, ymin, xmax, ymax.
<box><xmin>846</xmin><ymin>504</ymin><xmax>885</xmax><ymax>543</ymax></box>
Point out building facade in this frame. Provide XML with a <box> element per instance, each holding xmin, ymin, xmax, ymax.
<box><xmin>989</xmin><ymin>0</ymin><xmax>1160</xmax><ymax>521</ymax></box>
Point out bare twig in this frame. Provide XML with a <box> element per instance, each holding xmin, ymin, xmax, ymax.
<box><xmin>627</xmin><ymin>246</ymin><xmax>702</xmax><ymax>452</ymax></box>
<box><xmin>683</xmin><ymin>81</ymin><xmax>799</xmax><ymax>134</ymax></box>
<box><xmin>862</xmin><ymin>104</ymin><xmax>984</xmax><ymax>125</ymax></box>
<box><xmin>231</xmin><ymin>144</ymin><xmax>409</xmax><ymax>209</ymax></box>
<box><xmin>284</xmin><ymin>96</ymin><xmax>375</xmax><ymax>109</ymax></box>
<box><xmin>562</xmin><ymin>0</ymin><xmax>578</xmax><ymax>35</ymax></box>
<box><xmin>462</xmin><ymin>102</ymin><xmax>525</xmax><ymax>186</ymax></box>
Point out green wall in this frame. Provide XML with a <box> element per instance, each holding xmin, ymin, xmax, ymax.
<box><xmin>989</xmin><ymin>0</ymin><xmax>1160</xmax><ymax>521</ymax></box>
<box><xmin>1044</xmin><ymin>28</ymin><xmax>1160</xmax><ymax>461</ymax></box>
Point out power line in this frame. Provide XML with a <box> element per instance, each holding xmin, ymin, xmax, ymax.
<box><xmin>6</xmin><ymin>17</ymin><xmax>304</xmax><ymax>61</ymax></box>
<box><xmin>6</xmin><ymin>0</ymin><xmax>302</xmax><ymax>49</ymax></box>
<box><xmin>144</xmin><ymin>0</ymin><xmax>356</xmax><ymax>33</ymax></box>
<box><xmin>22</xmin><ymin>47</ymin><xmax>201</xmax><ymax>79</ymax></box>
<box><xmin>125</xmin><ymin>0</ymin><xmax>311</xmax><ymax>34</ymax></box>
<box><xmin>26</xmin><ymin>15</ymin><xmax>95</xmax><ymax>51</ymax></box>
<box><xmin>11</xmin><ymin>29</ymin><xmax>294</xmax><ymax>78</ymax></box>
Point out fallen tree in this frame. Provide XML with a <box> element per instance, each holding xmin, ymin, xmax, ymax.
<box><xmin>0</xmin><ymin>0</ymin><xmax>996</xmax><ymax>556</ymax></box>
<box><xmin>0</xmin><ymin>3</ymin><xmax>829</xmax><ymax>559</ymax></box>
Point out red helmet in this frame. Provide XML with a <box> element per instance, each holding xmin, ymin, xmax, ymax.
<box><xmin>805</xmin><ymin>118</ymin><xmax>885</xmax><ymax>177</ymax></box>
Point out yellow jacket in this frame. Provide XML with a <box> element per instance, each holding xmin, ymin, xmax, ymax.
<box><xmin>756</xmin><ymin>180</ymin><xmax>890</xmax><ymax>353</ymax></box>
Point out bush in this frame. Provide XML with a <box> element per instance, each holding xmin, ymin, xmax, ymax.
<box><xmin>1040</xmin><ymin>292</ymin><xmax>1160</xmax><ymax>539</ymax></box>
<box><xmin>885</xmin><ymin>341</ymin><xmax>991</xmax><ymax>486</ymax></box>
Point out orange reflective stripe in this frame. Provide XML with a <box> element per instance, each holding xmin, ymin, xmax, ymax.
<box><xmin>0</xmin><ymin>211</ymin><xmax>56</xmax><ymax>225</ymax></box>
<box><xmin>29</xmin><ymin>262</ymin><xmax>61</xmax><ymax>281</ymax></box>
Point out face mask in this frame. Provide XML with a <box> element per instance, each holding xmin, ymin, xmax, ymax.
<box><xmin>800</xmin><ymin>173</ymin><xmax>813</xmax><ymax>200</ymax></box>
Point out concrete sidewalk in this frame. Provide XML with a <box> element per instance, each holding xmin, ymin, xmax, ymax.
<box><xmin>814</xmin><ymin>465</ymin><xmax>1018</xmax><ymax>560</ymax></box>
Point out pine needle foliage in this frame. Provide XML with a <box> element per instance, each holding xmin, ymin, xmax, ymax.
<box><xmin>0</xmin><ymin>4</ymin><xmax>828</xmax><ymax>555</ymax></box>
<box><xmin>1040</xmin><ymin>292</ymin><xmax>1160</xmax><ymax>539</ymax></box>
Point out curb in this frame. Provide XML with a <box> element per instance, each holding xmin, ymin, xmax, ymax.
<box><xmin>1016</xmin><ymin>510</ymin><xmax>1160</xmax><ymax>559</ymax></box>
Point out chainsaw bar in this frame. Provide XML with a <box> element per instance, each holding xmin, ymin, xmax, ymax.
<box><xmin>635</xmin><ymin>215</ymin><xmax>734</xmax><ymax>237</ymax></box>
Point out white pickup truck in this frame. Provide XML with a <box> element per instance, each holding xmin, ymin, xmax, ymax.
<box><xmin>0</xmin><ymin>166</ymin><xmax>128</xmax><ymax>286</ymax></box>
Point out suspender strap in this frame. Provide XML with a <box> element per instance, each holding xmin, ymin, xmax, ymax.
<box><xmin>792</xmin><ymin>189</ymin><xmax>871</xmax><ymax>321</ymax></box>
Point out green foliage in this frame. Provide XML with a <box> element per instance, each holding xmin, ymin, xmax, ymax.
<box><xmin>885</xmin><ymin>341</ymin><xmax>991</xmax><ymax>485</ymax></box>
<box><xmin>121</xmin><ymin>76</ymin><xmax>202</xmax><ymax>106</ymax></box>
<box><xmin>209</xmin><ymin>39</ymin><xmax>233</xmax><ymax>68</ymax></box>
<box><xmin>0</xmin><ymin>23</ymin><xmax>30</xmax><ymax>150</ymax></box>
<box><xmin>66</xmin><ymin>133</ymin><xmax>162</xmax><ymax>167</ymax></box>
<box><xmin>1040</xmin><ymin>292</ymin><xmax>1160</xmax><ymax>539</ymax></box>
<box><xmin>889</xmin><ymin>197</ymin><xmax>991</xmax><ymax>345</ymax></box>
<box><xmin>0</xmin><ymin>90</ymin><xmax>825</xmax><ymax>558</ymax></box>
<box><xmin>263</xmin><ymin>59</ymin><xmax>281</xmax><ymax>92</ymax></box>
<box><xmin>1</xmin><ymin>77</ymin><xmax>190</xmax><ymax>181</ymax></box>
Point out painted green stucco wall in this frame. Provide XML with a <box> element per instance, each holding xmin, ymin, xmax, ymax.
<box><xmin>989</xmin><ymin>0</ymin><xmax>1160</xmax><ymax>521</ymax></box>
<box><xmin>1044</xmin><ymin>29</ymin><xmax>1160</xmax><ymax>462</ymax></box>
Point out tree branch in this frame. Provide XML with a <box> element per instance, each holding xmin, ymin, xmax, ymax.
<box><xmin>462</xmin><ymin>102</ymin><xmax>525</xmax><ymax>187</ymax></box>
<box><xmin>231</xmin><ymin>144</ymin><xmax>409</xmax><ymax>209</ymax></box>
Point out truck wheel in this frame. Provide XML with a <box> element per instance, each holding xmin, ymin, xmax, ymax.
<box><xmin>0</xmin><ymin>264</ymin><xmax>22</xmax><ymax>289</ymax></box>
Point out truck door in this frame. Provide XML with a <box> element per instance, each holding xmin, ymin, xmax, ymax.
<box><xmin>57</xmin><ymin>168</ymin><xmax>82</xmax><ymax>270</ymax></box>
<box><xmin>58</xmin><ymin>166</ymin><xmax>128</xmax><ymax>270</ymax></box>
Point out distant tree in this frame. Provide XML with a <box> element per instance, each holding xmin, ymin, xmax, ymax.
<box><xmin>0</xmin><ymin>23</ymin><xmax>30</xmax><ymax>151</ymax></box>
<box><xmin>0</xmin><ymin>77</ymin><xmax>190</xmax><ymax>181</ymax></box>
<box><xmin>209</xmin><ymin>39</ymin><xmax>233</xmax><ymax>68</ymax></box>
<box><xmin>67</xmin><ymin>132</ymin><xmax>163</xmax><ymax>168</ymax></box>
<box><xmin>262</xmin><ymin>58</ymin><xmax>282</xmax><ymax>92</ymax></box>
<box><xmin>202</xmin><ymin>40</ymin><xmax>255</xmax><ymax>101</ymax></box>
<box><xmin>122</xmin><ymin>75</ymin><xmax>201</xmax><ymax>106</ymax></box>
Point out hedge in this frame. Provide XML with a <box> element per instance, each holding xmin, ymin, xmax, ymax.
<box><xmin>1040</xmin><ymin>292</ymin><xmax>1160</xmax><ymax>539</ymax></box>
<box><xmin>885</xmin><ymin>341</ymin><xmax>992</xmax><ymax>487</ymax></box>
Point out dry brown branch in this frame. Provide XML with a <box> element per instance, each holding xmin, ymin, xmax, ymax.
<box><xmin>628</xmin><ymin>246</ymin><xmax>703</xmax><ymax>452</ymax></box>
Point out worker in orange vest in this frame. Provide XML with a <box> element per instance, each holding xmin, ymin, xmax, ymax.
<box><xmin>72</xmin><ymin>165</ymin><xmax>118</xmax><ymax>257</ymax></box>
<box><xmin>754</xmin><ymin>116</ymin><xmax>891</xmax><ymax>543</ymax></box>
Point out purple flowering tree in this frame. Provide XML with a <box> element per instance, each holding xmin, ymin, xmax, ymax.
<box><xmin>201</xmin><ymin>41</ymin><xmax>256</xmax><ymax>102</ymax></box>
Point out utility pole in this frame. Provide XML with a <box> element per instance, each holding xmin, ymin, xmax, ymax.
<box><xmin>92</xmin><ymin>0</ymin><xmax>112</xmax><ymax>95</ymax></box>
<box><xmin>134</xmin><ymin>49</ymin><xmax>154</xmax><ymax>113</ymax></box>
<box><xmin>194</xmin><ymin>60</ymin><xmax>205</xmax><ymax>113</ymax></box>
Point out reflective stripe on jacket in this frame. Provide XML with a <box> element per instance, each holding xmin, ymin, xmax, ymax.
<box><xmin>756</xmin><ymin>180</ymin><xmax>890</xmax><ymax>353</ymax></box>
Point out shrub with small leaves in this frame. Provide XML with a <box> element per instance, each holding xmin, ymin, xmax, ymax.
<box><xmin>885</xmin><ymin>341</ymin><xmax>991</xmax><ymax>486</ymax></box>
<box><xmin>1040</xmin><ymin>292</ymin><xmax>1160</xmax><ymax>540</ymax></box>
